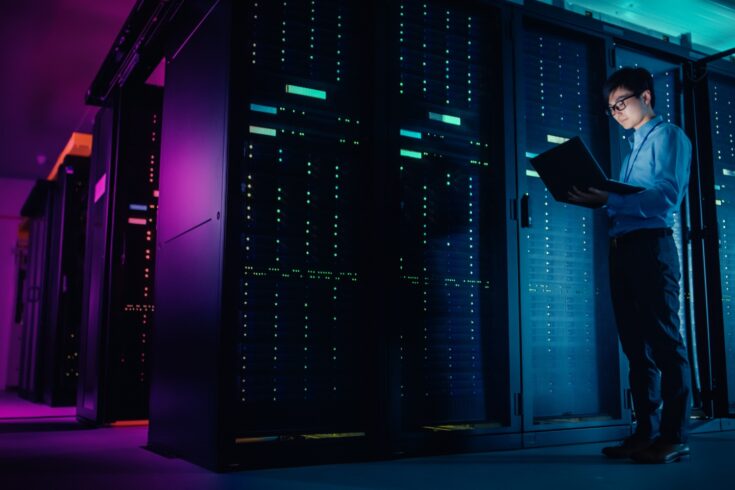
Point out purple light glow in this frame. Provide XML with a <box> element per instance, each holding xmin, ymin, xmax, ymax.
<box><xmin>0</xmin><ymin>0</ymin><xmax>138</xmax><ymax>179</ymax></box>
<box><xmin>94</xmin><ymin>173</ymin><xmax>106</xmax><ymax>203</ymax></box>
<box><xmin>0</xmin><ymin>392</ymin><xmax>75</xmax><ymax>420</ymax></box>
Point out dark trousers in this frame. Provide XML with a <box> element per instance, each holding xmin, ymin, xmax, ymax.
<box><xmin>609</xmin><ymin>228</ymin><xmax>692</xmax><ymax>443</ymax></box>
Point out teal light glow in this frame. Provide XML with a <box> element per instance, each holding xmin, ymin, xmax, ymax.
<box><xmin>428</xmin><ymin>112</ymin><xmax>462</xmax><ymax>126</ymax></box>
<box><xmin>285</xmin><ymin>84</ymin><xmax>327</xmax><ymax>100</ymax></box>
<box><xmin>565</xmin><ymin>0</ymin><xmax>735</xmax><ymax>54</ymax></box>
<box><xmin>525</xmin><ymin>151</ymin><xmax>539</xmax><ymax>159</ymax></box>
<box><xmin>249</xmin><ymin>125</ymin><xmax>277</xmax><ymax>137</ymax></box>
<box><xmin>547</xmin><ymin>134</ymin><xmax>569</xmax><ymax>144</ymax></box>
<box><xmin>250</xmin><ymin>103</ymin><xmax>278</xmax><ymax>114</ymax></box>
<box><xmin>526</xmin><ymin>169</ymin><xmax>540</xmax><ymax>178</ymax></box>
<box><xmin>400</xmin><ymin>129</ymin><xmax>422</xmax><ymax>139</ymax></box>
<box><xmin>400</xmin><ymin>149</ymin><xmax>422</xmax><ymax>159</ymax></box>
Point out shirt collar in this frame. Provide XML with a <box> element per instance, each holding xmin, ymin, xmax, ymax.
<box><xmin>630</xmin><ymin>115</ymin><xmax>663</xmax><ymax>147</ymax></box>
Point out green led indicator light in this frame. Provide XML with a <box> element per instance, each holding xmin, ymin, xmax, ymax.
<box><xmin>400</xmin><ymin>129</ymin><xmax>422</xmax><ymax>139</ymax></box>
<box><xmin>250</xmin><ymin>103</ymin><xmax>278</xmax><ymax>114</ymax></box>
<box><xmin>429</xmin><ymin>112</ymin><xmax>461</xmax><ymax>126</ymax></box>
<box><xmin>249</xmin><ymin>125</ymin><xmax>277</xmax><ymax>137</ymax></box>
<box><xmin>547</xmin><ymin>134</ymin><xmax>569</xmax><ymax>144</ymax></box>
<box><xmin>285</xmin><ymin>84</ymin><xmax>327</xmax><ymax>100</ymax></box>
<box><xmin>400</xmin><ymin>149</ymin><xmax>422</xmax><ymax>159</ymax></box>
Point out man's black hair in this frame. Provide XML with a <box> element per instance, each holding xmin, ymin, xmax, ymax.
<box><xmin>603</xmin><ymin>66</ymin><xmax>656</xmax><ymax>109</ymax></box>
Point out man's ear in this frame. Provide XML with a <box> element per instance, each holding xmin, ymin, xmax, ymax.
<box><xmin>640</xmin><ymin>89</ymin><xmax>652</xmax><ymax>107</ymax></box>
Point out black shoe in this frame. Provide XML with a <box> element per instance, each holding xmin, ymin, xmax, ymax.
<box><xmin>631</xmin><ymin>440</ymin><xmax>690</xmax><ymax>464</ymax></box>
<box><xmin>602</xmin><ymin>436</ymin><xmax>654</xmax><ymax>459</ymax></box>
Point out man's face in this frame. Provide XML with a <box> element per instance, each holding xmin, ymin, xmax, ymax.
<box><xmin>608</xmin><ymin>87</ymin><xmax>650</xmax><ymax>130</ymax></box>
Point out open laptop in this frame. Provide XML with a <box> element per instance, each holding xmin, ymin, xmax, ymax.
<box><xmin>529</xmin><ymin>136</ymin><xmax>644</xmax><ymax>208</ymax></box>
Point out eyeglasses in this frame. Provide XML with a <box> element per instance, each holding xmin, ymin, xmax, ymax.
<box><xmin>606</xmin><ymin>92</ymin><xmax>640</xmax><ymax>116</ymax></box>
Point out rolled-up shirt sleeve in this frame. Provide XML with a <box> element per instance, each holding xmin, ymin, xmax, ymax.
<box><xmin>607</xmin><ymin>127</ymin><xmax>691</xmax><ymax>219</ymax></box>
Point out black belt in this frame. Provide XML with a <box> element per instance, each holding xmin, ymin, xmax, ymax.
<box><xmin>611</xmin><ymin>227</ymin><xmax>672</xmax><ymax>248</ymax></box>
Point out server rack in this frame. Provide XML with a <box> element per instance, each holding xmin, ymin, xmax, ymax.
<box><xmin>688</xmin><ymin>58</ymin><xmax>735</xmax><ymax>419</ymax></box>
<box><xmin>149</xmin><ymin>0</ymin><xmax>379</xmax><ymax>470</ymax></box>
<box><xmin>16</xmin><ymin>155</ymin><xmax>89</xmax><ymax>406</ymax></box>
<box><xmin>77</xmin><ymin>84</ymin><xmax>162</xmax><ymax>424</ymax></box>
<box><xmin>513</xmin><ymin>10</ymin><xmax>630</xmax><ymax>445</ymax></box>
<box><xmin>40</xmin><ymin>156</ymin><xmax>90</xmax><ymax>406</ymax></box>
<box><xmin>382</xmin><ymin>0</ymin><xmax>520</xmax><ymax>454</ymax></box>
<box><xmin>708</xmin><ymin>68</ymin><xmax>735</xmax><ymax>417</ymax></box>
<box><xmin>18</xmin><ymin>181</ymin><xmax>54</xmax><ymax>402</ymax></box>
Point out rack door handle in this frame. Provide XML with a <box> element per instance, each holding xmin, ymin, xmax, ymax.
<box><xmin>520</xmin><ymin>193</ymin><xmax>531</xmax><ymax>228</ymax></box>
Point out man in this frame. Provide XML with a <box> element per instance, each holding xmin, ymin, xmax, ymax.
<box><xmin>568</xmin><ymin>67</ymin><xmax>692</xmax><ymax>464</ymax></box>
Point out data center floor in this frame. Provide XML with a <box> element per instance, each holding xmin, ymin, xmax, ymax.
<box><xmin>1</xmin><ymin>391</ymin><xmax>734</xmax><ymax>490</ymax></box>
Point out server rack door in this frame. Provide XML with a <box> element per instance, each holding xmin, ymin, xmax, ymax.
<box><xmin>41</xmin><ymin>158</ymin><xmax>89</xmax><ymax>406</ymax></box>
<box><xmin>610</xmin><ymin>48</ymin><xmax>703</xmax><ymax>414</ymax></box>
<box><xmin>105</xmin><ymin>85</ymin><xmax>162</xmax><ymax>421</ymax></box>
<box><xmin>39</xmin><ymin>180</ymin><xmax>63</xmax><ymax>403</ymax></box>
<box><xmin>708</xmin><ymin>72</ymin><xmax>735</xmax><ymax>415</ymax></box>
<box><xmin>148</xmin><ymin>0</ymin><xmax>230</xmax><ymax>469</ymax></box>
<box><xmin>58</xmin><ymin>161</ymin><xmax>89</xmax><ymax>404</ymax></box>
<box><xmin>516</xmin><ymin>20</ymin><xmax>627</xmax><ymax>439</ymax></box>
<box><xmin>19</xmin><ymin>184</ymin><xmax>54</xmax><ymax>401</ymax></box>
<box><xmin>229</xmin><ymin>0</ymin><xmax>375</xmax><ymax>454</ymax></box>
<box><xmin>384</xmin><ymin>0</ymin><xmax>518</xmax><ymax>452</ymax></box>
<box><xmin>63</xmin><ymin>161</ymin><xmax>89</xmax><ymax>403</ymax></box>
<box><xmin>19</xmin><ymin>217</ymin><xmax>45</xmax><ymax>399</ymax></box>
<box><xmin>77</xmin><ymin>87</ymin><xmax>162</xmax><ymax>424</ymax></box>
<box><xmin>78</xmin><ymin>107</ymin><xmax>114</xmax><ymax>422</ymax></box>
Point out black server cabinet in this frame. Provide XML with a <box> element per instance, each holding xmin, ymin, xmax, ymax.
<box><xmin>40</xmin><ymin>157</ymin><xmax>90</xmax><ymax>406</ymax></box>
<box><xmin>710</xmin><ymin>71</ymin><xmax>735</xmax><ymax>416</ymax></box>
<box><xmin>514</xmin><ymin>16</ymin><xmax>629</xmax><ymax>445</ymax></box>
<box><xmin>692</xmin><ymin>63</ymin><xmax>735</xmax><ymax>418</ymax></box>
<box><xmin>18</xmin><ymin>181</ymin><xmax>54</xmax><ymax>402</ymax></box>
<box><xmin>17</xmin><ymin>158</ymin><xmax>89</xmax><ymax>406</ymax></box>
<box><xmin>382</xmin><ymin>0</ymin><xmax>520</xmax><ymax>454</ymax></box>
<box><xmin>149</xmin><ymin>0</ymin><xmax>377</xmax><ymax>470</ymax></box>
<box><xmin>77</xmin><ymin>85</ymin><xmax>162</xmax><ymax>424</ymax></box>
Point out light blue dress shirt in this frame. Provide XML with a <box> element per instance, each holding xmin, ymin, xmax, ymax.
<box><xmin>606</xmin><ymin>115</ymin><xmax>692</xmax><ymax>237</ymax></box>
